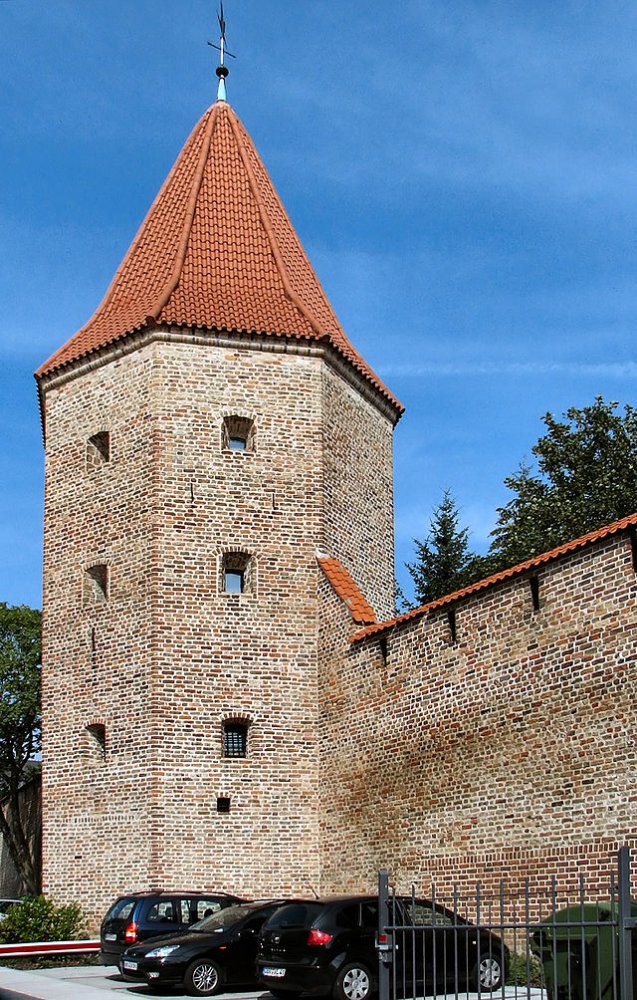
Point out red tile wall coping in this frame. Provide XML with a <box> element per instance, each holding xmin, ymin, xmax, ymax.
<box><xmin>352</xmin><ymin>512</ymin><xmax>637</xmax><ymax>642</ymax></box>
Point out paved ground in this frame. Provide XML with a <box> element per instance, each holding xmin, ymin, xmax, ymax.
<box><xmin>0</xmin><ymin>965</ymin><xmax>268</xmax><ymax>999</ymax></box>
<box><xmin>0</xmin><ymin>966</ymin><xmax>548</xmax><ymax>1000</ymax></box>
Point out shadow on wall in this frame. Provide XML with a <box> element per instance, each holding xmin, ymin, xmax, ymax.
<box><xmin>0</xmin><ymin>765</ymin><xmax>41</xmax><ymax>896</ymax></box>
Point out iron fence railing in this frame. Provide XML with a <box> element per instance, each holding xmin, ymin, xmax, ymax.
<box><xmin>377</xmin><ymin>847</ymin><xmax>634</xmax><ymax>1000</ymax></box>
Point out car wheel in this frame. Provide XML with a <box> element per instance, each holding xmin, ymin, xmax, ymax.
<box><xmin>472</xmin><ymin>955</ymin><xmax>504</xmax><ymax>991</ymax></box>
<box><xmin>185</xmin><ymin>958</ymin><xmax>223</xmax><ymax>997</ymax></box>
<box><xmin>333</xmin><ymin>962</ymin><xmax>375</xmax><ymax>1000</ymax></box>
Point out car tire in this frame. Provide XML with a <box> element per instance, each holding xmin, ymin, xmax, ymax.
<box><xmin>333</xmin><ymin>962</ymin><xmax>375</xmax><ymax>1000</ymax></box>
<box><xmin>472</xmin><ymin>954</ymin><xmax>504</xmax><ymax>991</ymax></box>
<box><xmin>185</xmin><ymin>958</ymin><xmax>223</xmax><ymax>997</ymax></box>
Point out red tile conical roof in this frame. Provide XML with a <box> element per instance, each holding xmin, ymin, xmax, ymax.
<box><xmin>37</xmin><ymin>101</ymin><xmax>402</xmax><ymax>415</ymax></box>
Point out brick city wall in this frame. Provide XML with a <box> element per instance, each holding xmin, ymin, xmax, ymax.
<box><xmin>40</xmin><ymin>331</ymin><xmax>395</xmax><ymax>925</ymax></box>
<box><xmin>319</xmin><ymin>531</ymin><xmax>637</xmax><ymax>901</ymax></box>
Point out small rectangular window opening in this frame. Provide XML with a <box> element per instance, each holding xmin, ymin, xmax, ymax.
<box><xmin>86</xmin><ymin>431</ymin><xmax>110</xmax><ymax>470</ymax></box>
<box><xmin>86</xmin><ymin>723</ymin><xmax>106</xmax><ymax>761</ymax></box>
<box><xmin>379</xmin><ymin>636</ymin><xmax>389</xmax><ymax>665</ymax></box>
<box><xmin>221</xmin><ymin>552</ymin><xmax>252</xmax><ymax>595</ymax></box>
<box><xmin>84</xmin><ymin>564</ymin><xmax>109</xmax><ymax>604</ymax></box>
<box><xmin>222</xmin><ymin>416</ymin><xmax>254</xmax><ymax>453</ymax></box>
<box><xmin>529</xmin><ymin>576</ymin><xmax>540</xmax><ymax>612</ymax></box>
<box><xmin>216</xmin><ymin>796</ymin><xmax>231</xmax><ymax>813</ymax></box>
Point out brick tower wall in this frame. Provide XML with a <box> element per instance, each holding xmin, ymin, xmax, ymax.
<box><xmin>41</xmin><ymin>335</ymin><xmax>397</xmax><ymax>922</ymax></box>
<box><xmin>41</xmin><ymin>346</ymin><xmax>159</xmax><ymax>910</ymax></box>
<box><xmin>144</xmin><ymin>339</ymin><xmax>325</xmax><ymax>901</ymax></box>
<box><xmin>318</xmin><ymin>531</ymin><xmax>637</xmax><ymax>899</ymax></box>
<box><xmin>321</xmin><ymin>367</ymin><xmax>396</xmax><ymax>622</ymax></box>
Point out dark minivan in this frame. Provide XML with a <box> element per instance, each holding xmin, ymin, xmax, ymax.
<box><xmin>257</xmin><ymin>896</ymin><xmax>508</xmax><ymax>1000</ymax></box>
<box><xmin>100</xmin><ymin>891</ymin><xmax>242</xmax><ymax>965</ymax></box>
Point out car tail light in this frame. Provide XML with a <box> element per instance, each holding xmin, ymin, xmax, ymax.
<box><xmin>124</xmin><ymin>921</ymin><xmax>138</xmax><ymax>943</ymax></box>
<box><xmin>307</xmin><ymin>929</ymin><xmax>332</xmax><ymax>946</ymax></box>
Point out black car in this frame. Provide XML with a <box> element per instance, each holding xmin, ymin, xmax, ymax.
<box><xmin>119</xmin><ymin>899</ymin><xmax>296</xmax><ymax>996</ymax></box>
<box><xmin>257</xmin><ymin>896</ymin><xmax>509</xmax><ymax>1000</ymax></box>
<box><xmin>100</xmin><ymin>891</ymin><xmax>242</xmax><ymax>965</ymax></box>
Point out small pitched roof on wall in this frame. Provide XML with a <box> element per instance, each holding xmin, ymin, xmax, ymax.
<box><xmin>351</xmin><ymin>512</ymin><xmax>637</xmax><ymax>643</ymax></box>
<box><xmin>36</xmin><ymin>101</ymin><xmax>402</xmax><ymax>418</ymax></box>
<box><xmin>318</xmin><ymin>557</ymin><xmax>377</xmax><ymax>625</ymax></box>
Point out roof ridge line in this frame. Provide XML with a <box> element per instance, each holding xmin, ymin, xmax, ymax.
<box><xmin>149</xmin><ymin>104</ymin><xmax>220</xmax><ymax>322</ymax></box>
<box><xmin>226</xmin><ymin>108</ymin><xmax>327</xmax><ymax>340</ymax></box>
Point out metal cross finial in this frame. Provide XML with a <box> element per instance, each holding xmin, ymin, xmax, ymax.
<box><xmin>208</xmin><ymin>2</ymin><xmax>236</xmax><ymax>102</ymax></box>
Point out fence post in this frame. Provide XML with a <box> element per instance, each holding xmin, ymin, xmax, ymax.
<box><xmin>618</xmin><ymin>846</ymin><xmax>634</xmax><ymax>1000</ymax></box>
<box><xmin>378</xmin><ymin>869</ymin><xmax>390</xmax><ymax>1000</ymax></box>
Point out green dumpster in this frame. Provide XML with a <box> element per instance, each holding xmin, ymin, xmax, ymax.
<box><xmin>531</xmin><ymin>902</ymin><xmax>636</xmax><ymax>1000</ymax></box>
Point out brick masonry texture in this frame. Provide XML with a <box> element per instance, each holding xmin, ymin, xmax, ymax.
<box><xmin>319</xmin><ymin>531</ymin><xmax>637</xmax><ymax>902</ymax></box>
<box><xmin>39</xmin><ymin>332</ymin><xmax>395</xmax><ymax>925</ymax></box>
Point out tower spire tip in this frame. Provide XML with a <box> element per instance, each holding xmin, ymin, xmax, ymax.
<box><xmin>208</xmin><ymin>1</ymin><xmax>235</xmax><ymax>102</ymax></box>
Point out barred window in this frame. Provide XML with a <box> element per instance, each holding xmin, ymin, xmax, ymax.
<box><xmin>223</xmin><ymin>721</ymin><xmax>248</xmax><ymax>758</ymax></box>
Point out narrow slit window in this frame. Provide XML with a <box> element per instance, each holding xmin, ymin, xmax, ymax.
<box><xmin>630</xmin><ymin>527</ymin><xmax>637</xmax><ymax>573</ymax></box>
<box><xmin>447</xmin><ymin>608</ymin><xmax>457</xmax><ymax>644</ymax></box>
<box><xmin>86</xmin><ymin>432</ymin><xmax>110</xmax><ymax>470</ymax></box>
<box><xmin>223</xmin><ymin>721</ymin><xmax>248</xmax><ymax>758</ymax></box>
<box><xmin>529</xmin><ymin>576</ymin><xmax>540</xmax><ymax>612</ymax></box>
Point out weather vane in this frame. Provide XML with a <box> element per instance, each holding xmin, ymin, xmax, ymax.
<box><xmin>208</xmin><ymin>2</ymin><xmax>236</xmax><ymax>102</ymax></box>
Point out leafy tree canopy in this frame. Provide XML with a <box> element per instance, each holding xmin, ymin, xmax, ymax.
<box><xmin>0</xmin><ymin>602</ymin><xmax>42</xmax><ymax>894</ymax></box>
<box><xmin>403</xmin><ymin>398</ymin><xmax>637</xmax><ymax>608</ymax></box>
<box><xmin>489</xmin><ymin>397</ymin><xmax>637</xmax><ymax>567</ymax></box>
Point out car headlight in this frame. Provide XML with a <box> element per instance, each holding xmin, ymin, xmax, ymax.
<box><xmin>145</xmin><ymin>944</ymin><xmax>181</xmax><ymax>958</ymax></box>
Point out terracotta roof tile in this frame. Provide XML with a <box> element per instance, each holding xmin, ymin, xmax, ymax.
<box><xmin>36</xmin><ymin>102</ymin><xmax>403</xmax><ymax>416</ymax></box>
<box><xmin>318</xmin><ymin>557</ymin><xmax>377</xmax><ymax>625</ymax></box>
<box><xmin>350</xmin><ymin>512</ymin><xmax>637</xmax><ymax>643</ymax></box>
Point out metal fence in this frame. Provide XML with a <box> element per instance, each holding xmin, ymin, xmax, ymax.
<box><xmin>377</xmin><ymin>847</ymin><xmax>635</xmax><ymax>1000</ymax></box>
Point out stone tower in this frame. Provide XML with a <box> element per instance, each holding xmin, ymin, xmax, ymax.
<box><xmin>37</xmin><ymin>91</ymin><xmax>402</xmax><ymax>920</ymax></box>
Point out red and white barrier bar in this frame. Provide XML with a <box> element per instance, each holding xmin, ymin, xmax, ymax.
<box><xmin>0</xmin><ymin>939</ymin><xmax>100</xmax><ymax>958</ymax></box>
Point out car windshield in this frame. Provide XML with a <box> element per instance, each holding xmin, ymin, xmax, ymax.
<box><xmin>191</xmin><ymin>904</ymin><xmax>255</xmax><ymax>933</ymax></box>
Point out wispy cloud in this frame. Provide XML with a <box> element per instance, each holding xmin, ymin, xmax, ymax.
<box><xmin>382</xmin><ymin>360</ymin><xmax>637</xmax><ymax>378</ymax></box>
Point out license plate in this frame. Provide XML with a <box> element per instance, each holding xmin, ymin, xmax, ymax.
<box><xmin>122</xmin><ymin>960</ymin><xmax>138</xmax><ymax>971</ymax></box>
<box><xmin>262</xmin><ymin>967</ymin><xmax>286</xmax><ymax>978</ymax></box>
<box><xmin>105</xmin><ymin>934</ymin><xmax>117</xmax><ymax>941</ymax></box>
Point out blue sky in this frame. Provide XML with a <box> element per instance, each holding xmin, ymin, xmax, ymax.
<box><xmin>3</xmin><ymin>0</ymin><xmax>637</xmax><ymax>609</ymax></box>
